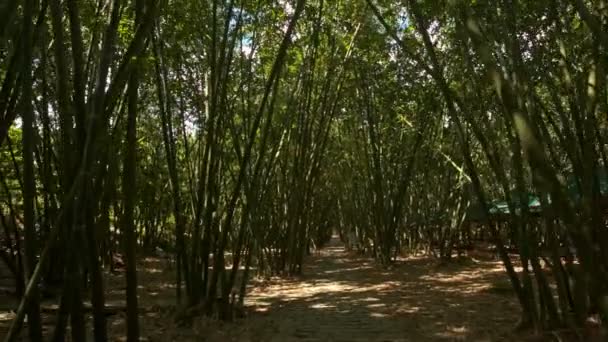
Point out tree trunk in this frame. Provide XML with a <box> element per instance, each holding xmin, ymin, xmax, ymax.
<box><xmin>20</xmin><ymin>0</ymin><xmax>43</xmax><ymax>337</ymax></box>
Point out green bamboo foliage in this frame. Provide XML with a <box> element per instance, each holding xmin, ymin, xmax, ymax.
<box><xmin>0</xmin><ymin>0</ymin><xmax>607</xmax><ymax>338</ymax></box>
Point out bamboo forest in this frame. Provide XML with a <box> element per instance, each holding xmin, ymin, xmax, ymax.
<box><xmin>0</xmin><ymin>0</ymin><xmax>607</xmax><ymax>341</ymax></box>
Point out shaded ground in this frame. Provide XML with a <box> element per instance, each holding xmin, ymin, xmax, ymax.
<box><xmin>240</xmin><ymin>238</ymin><xmax>520</xmax><ymax>342</ymax></box>
<box><xmin>1</xmin><ymin>237</ymin><xmax>524</xmax><ymax>341</ymax></box>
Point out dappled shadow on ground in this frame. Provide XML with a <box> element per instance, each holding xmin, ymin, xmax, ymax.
<box><xmin>105</xmin><ymin>257</ymin><xmax>177</xmax><ymax>307</ymax></box>
<box><xmin>1</xmin><ymin>241</ymin><xmax>524</xmax><ymax>341</ymax></box>
<box><xmin>0</xmin><ymin>257</ymin><xmax>178</xmax><ymax>341</ymax></box>
<box><xmin>241</xmin><ymin>238</ymin><xmax>519</xmax><ymax>342</ymax></box>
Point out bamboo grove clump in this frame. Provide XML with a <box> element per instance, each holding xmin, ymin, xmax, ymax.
<box><xmin>0</xmin><ymin>0</ymin><xmax>607</xmax><ymax>340</ymax></box>
<box><xmin>336</xmin><ymin>0</ymin><xmax>608</xmax><ymax>333</ymax></box>
<box><xmin>1</xmin><ymin>0</ymin><xmax>356</xmax><ymax>339</ymax></box>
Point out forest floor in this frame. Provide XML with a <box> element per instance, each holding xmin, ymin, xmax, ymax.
<box><xmin>1</xmin><ymin>237</ymin><xmax>529</xmax><ymax>341</ymax></box>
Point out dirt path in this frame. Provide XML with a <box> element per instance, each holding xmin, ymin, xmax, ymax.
<box><xmin>240</xmin><ymin>237</ymin><xmax>520</xmax><ymax>342</ymax></box>
<box><xmin>1</xmin><ymin>237</ymin><xmax>522</xmax><ymax>341</ymax></box>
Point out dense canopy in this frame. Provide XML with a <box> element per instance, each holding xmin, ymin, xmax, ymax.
<box><xmin>1</xmin><ymin>0</ymin><xmax>608</xmax><ymax>340</ymax></box>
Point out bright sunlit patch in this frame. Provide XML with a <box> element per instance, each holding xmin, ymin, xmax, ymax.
<box><xmin>370</xmin><ymin>312</ymin><xmax>388</xmax><ymax>318</ymax></box>
<box><xmin>309</xmin><ymin>303</ymin><xmax>336</xmax><ymax>309</ymax></box>
<box><xmin>435</xmin><ymin>325</ymin><xmax>470</xmax><ymax>339</ymax></box>
<box><xmin>253</xmin><ymin>306</ymin><xmax>270</xmax><ymax>312</ymax></box>
<box><xmin>359</xmin><ymin>297</ymin><xmax>380</xmax><ymax>302</ymax></box>
<box><xmin>323</xmin><ymin>266</ymin><xmax>373</xmax><ymax>274</ymax></box>
<box><xmin>144</xmin><ymin>268</ymin><xmax>163</xmax><ymax>274</ymax></box>
<box><xmin>0</xmin><ymin>311</ymin><xmax>15</xmax><ymax>321</ymax></box>
<box><xmin>395</xmin><ymin>306</ymin><xmax>421</xmax><ymax>314</ymax></box>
